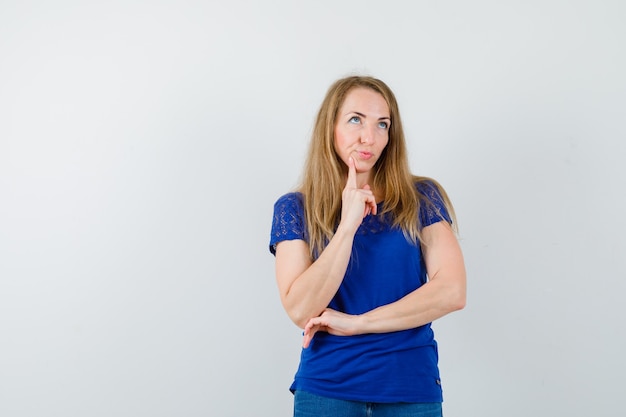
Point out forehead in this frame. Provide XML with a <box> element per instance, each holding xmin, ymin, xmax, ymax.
<box><xmin>340</xmin><ymin>87</ymin><xmax>389</xmax><ymax>115</ymax></box>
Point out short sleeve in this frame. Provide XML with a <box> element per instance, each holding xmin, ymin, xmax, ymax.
<box><xmin>417</xmin><ymin>181</ymin><xmax>452</xmax><ymax>228</ymax></box>
<box><xmin>269</xmin><ymin>192</ymin><xmax>308</xmax><ymax>255</ymax></box>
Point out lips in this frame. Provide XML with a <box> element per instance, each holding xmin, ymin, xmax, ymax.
<box><xmin>357</xmin><ymin>151</ymin><xmax>373</xmax><ymax>160</ymax></box>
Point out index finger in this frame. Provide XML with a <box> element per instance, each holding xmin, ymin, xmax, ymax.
<box><xmin>346</xmin><ymin>157</ymin><xmax>357</xmax><ymax>189</ymax></box>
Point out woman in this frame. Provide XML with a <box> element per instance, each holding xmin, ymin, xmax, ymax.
<box><xmin>269</xmin><ymin>75</ymin><xmax>466</xmax><ymax>417</ymax></box>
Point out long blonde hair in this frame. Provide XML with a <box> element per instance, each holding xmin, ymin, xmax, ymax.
<box><xmin>299</xmin><ymin>75</ymin><xmax>456</xmax><ymax>259</ymax></box>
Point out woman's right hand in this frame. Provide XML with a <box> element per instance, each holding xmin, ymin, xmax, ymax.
<box><xmin>339</xmin><ymin>157</ymin><xmax>377</xmax><ymax>233</ymax></box>
<box><xmin>274</xmin><ymin>157</ymin><xmax>377</xmax><ymax>329</ymax></box>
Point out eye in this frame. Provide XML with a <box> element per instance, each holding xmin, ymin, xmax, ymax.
<box><xmin>378</xmin><ymin>121</ymin><xmax>389</xmax><ymax>129</ymax></box>
<box><xmin>349</xmin><ymin>116</ymin><xmax>361</xmax><ymax>124</ymax></box>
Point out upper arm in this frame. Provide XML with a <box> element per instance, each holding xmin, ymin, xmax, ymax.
<box><xmin>421</xmin><ymin>221</ymin><xmax>466</xmax><ymax>304</ymax></box>
<box><xmin>274</xmin><ymin>239</ymin><xmax>312</xmax><ymax>303</ymax></box>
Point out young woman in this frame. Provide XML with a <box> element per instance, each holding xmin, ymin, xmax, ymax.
<box><xmin>269</xmin><ymin>75</ymin><xmax>466</xmax><ymax>417</ymax></box>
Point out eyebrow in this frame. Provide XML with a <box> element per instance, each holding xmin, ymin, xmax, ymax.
<box><xmin>347</xmin><ymin>111</ymin><xmax>391</xmax><ymax>121</ymax></box>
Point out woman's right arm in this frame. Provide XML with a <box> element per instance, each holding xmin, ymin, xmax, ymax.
<box><xmin>275</xmin><ymin>157</ymin><xmax>376</xmax><ymax>328</ymax></box>
<box><xmin>274</xmin><ymin>226</ymin><xmax>355</xmax><ymax>328</ymax></box>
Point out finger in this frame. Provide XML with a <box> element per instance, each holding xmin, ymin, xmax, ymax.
<box><xmin>302</xmin><ymin>323</ymin><xmax>320</xmax><ymax>348</ymax></box>
<box><xmin>302</xmin><ymin>322</ymin><xmax>312</xmax><ymax>348</ymax></box>
<box><xmin>362</xmin><ymin>184</ymin><xmax>377</xmax><ymax>216</ymax></box>
<box><xmin>302</xmin><ymin>331</ymin><xmax>313</xmax><ymax>348</ymax></box>
<box><xmin>345</xmin><ymin>157</ymin><xmax>357</xmax><ymax>189</ymax></box>
<box><xmin>303</xmin><ymin>319</ymin><xmax>314</xmax><ymax>335</ymax></box>
<box><xmin>369</xmin><ymin>197</ymin><xmax>377</xmax><ymax>216</ymax></box>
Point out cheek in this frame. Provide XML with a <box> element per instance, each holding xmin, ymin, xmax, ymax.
<box><xmin>332</xmin><ymin>127</ymin><xmax>339</xmax><ymax>147</ymax></box>
<box><xmin>333</xmin><ymin>130</ymin><xmax>348</xmax><ymax>150</ymax></box>
<box><xmin>332</xmin><ymin>134</ymin><xmax>340</xmax><ymax>153</ymax></box>
<box><xmin>336</xmin><ymin>126</ymin><xmax>360</xmax><ymax>145</ymax></box>
<box><xmin>378</xmin><ymin>135</ymin><xmax>389</xmax><ymax>150</ymax></box>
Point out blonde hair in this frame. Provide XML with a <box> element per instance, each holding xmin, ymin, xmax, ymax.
<box><xmin>299</xmin><ymin>75</ymin><xmax>456</xmax><ymax>259</ymax></box>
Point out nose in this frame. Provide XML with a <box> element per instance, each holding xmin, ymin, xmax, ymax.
<box><xmin>360</xmin><ymin>124</ymin><xmax>376</xmax><ymax>144</ymax></box>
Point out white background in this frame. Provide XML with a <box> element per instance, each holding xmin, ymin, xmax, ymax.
<box><xmin>1</xmin><ymin>1</ymin><xmax>625</xmax><ymax>416</ymax></box>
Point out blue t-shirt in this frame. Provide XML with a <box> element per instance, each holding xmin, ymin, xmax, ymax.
<box><xmin>269</xmin><ymin>181</ymin><xmax>451</xmax><ymax>403</ymax></box>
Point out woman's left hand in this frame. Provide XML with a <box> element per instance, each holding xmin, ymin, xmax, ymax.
<box><xmin>302</xmin><ymin>308</ymin><xmax>361</xmax><ymax>348</ymax></box>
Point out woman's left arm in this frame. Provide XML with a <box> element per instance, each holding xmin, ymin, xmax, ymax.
<box><xmin>302</xmin><ymin>221</ymin><xmax>466</xmax><ymax>346</ymax></box>
<box><xmin>359</xmin><ymin>220</ymin><xmax>466</xmax><ymax>332</ymax></box>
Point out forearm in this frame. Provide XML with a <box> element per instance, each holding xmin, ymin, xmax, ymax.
<box><xmin>356</xmin><ymin>221</ymin><xmax>467</xmax><ymax>334</ymax></box>
<box><xmin>300</xmin><ymin>276</ymin><xmax>465</xmax><ymax>348</ymax></box>
<box><xmin>358</xmin><ymin>274</ymin><xmax>466</xmax><ymax>333</ymax></box>
<box><xmin>280</xmin><ymin>225</ymin><xmax>355</xmax><ymax>328</ymax></box>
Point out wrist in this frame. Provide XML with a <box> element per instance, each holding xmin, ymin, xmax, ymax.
<box><xmin>355</xmin><ymin>313</ymin><xmax>371</xmax><ymax>334</ymax></box>
<box><xmin>335</xmin><ymin>222</ymin><xmax>358</xmax><ymax>238</ymax></box>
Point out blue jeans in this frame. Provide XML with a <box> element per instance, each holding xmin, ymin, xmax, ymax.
<box><xmin>294</xmin><ymin>390</ymin><xmax>443</xmax><ymax>417</ymax></box>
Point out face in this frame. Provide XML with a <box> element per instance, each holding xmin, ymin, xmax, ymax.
<box><xmin>334</xmin><ymin>87</ymin><xmax>390</xmax><ymax>181</ymax></box>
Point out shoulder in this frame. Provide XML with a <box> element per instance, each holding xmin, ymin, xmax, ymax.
<box><xmin>273</xmin><ymin>191</ymin><xmax>305</xmax><ymax>213</ymax></box>
<box><xmin>274</xmin><ymin>191</ymin><xmax>304</xmax><ymax>204</ymax></box>
<box><xmin>413</xmin><ymin>176</ymin><xmax>444</xmax><ymax>198</ymax></box>
<box><xmin>270</xmin><ymin>191</ymin><xmax>308</xmax><ymax>255</ymax></box>
<box><xmin>412</xmin><ymin>176</ymin><xmax>453</xmax><ymax>226</ymax></box>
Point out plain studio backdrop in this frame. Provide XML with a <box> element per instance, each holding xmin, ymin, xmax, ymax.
<box><xmin>1</xmin><ymin>1</ymin><xmax>624</xmax><ymax>416</ymax></box>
